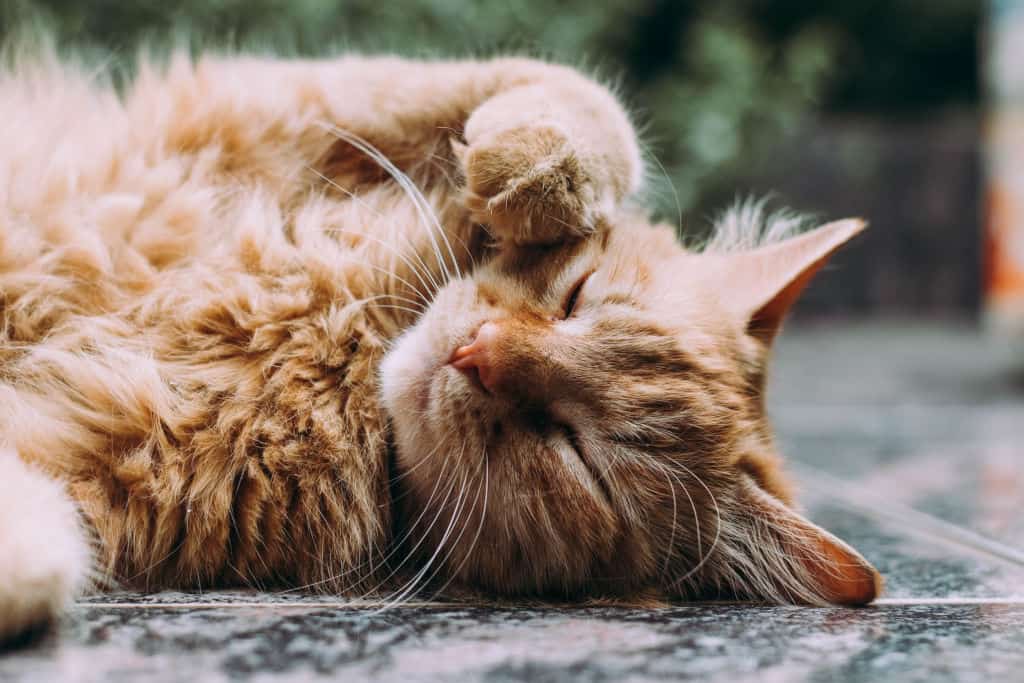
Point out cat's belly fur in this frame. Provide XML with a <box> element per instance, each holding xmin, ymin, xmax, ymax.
<box><xmin>0</xmin><ymin>57</ymin><xmax>463</xmax><ymax>592</ymax></box>
<box><xmin>81</xmin><ymin>300</ymin><xmax>394</xmax><ymax>591</ymax></box>
<box><xmin>3</xmin><ymin>200</ymin><xmax>402</xmax><ymax>592</ymax></box>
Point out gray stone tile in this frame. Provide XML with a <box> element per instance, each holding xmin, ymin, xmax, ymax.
<box><xmin>3</xmin><ymin>603</ymin><xmax>1023</xmax><ymax>682</ymax></box>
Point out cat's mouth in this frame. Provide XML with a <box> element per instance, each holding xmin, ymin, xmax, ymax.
<box><xmin>417</xmin><ymin>334</ymin><xmax>485</xmax><ymax>413</ymax></box>
<box><xmin>420</xmin><ymin>356</ymin><xmax>481</xmax><ymax>423</ymax></box>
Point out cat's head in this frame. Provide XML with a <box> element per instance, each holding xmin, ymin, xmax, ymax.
<box><xmin>379</xmin><ymin>207</ymin><xmax>881</xmax><ymax>605</ymax></box>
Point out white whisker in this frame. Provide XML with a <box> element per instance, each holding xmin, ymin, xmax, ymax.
<box><xmin>418</xmin><ymin>445</ymin><xmax>489</xmax><ymax>600</ymax></box>
<box><xmin>377</xmin><ymin>456</ymin><xmax>469</xmax><ymax>610</ymax></box>
<box><xmin>317</xmin><ymin>123</ymin><xmax>462</xmax><ymax>285</ymax></box>
<box><xmin>668</xmin><ymin>463</ymin><xmax>722</xmax><ymax>589</ymax></box>
<box><xmin>650</xmin><ymin>460</ymin><xmax>680</xmax><ymax>580</ymax></box>
<box><xmin>275</xmin><ymin>438</ymin><xmax>458</xmax><ymax>596</ymax></box>
<box><xmin>307</xmin><ymin>165</ymin><xmax>445</xmax><ymax>299</ymax></box>
<box><xmin>358</xmin><ymin>440</ymin><xmax>467</xmax><ymax>604</ymax></box>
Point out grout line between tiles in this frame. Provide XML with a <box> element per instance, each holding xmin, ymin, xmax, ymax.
<box><xmin>74</xmin><ymin>598</ymin><xmax>1024</xmax><ymax>609</ymax></box>
<box><xmin>72</xmin><ymin>601</ymin><xmax>456</xmax><ymax>609</ymax></box>
<box><xmin>874</xmin><ymin>598</ymin><xmax>1024</xmax><ymax>606</ymax></box>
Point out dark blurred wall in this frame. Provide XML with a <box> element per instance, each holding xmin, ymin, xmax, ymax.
<box><xmin>738</xmin><ymin>114</ymin><xmax>981</xmax><ymax>317</ymax></box>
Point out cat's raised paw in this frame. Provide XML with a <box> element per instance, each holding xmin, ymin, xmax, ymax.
<box><xmin>458</xmin><ymin>124</ymin><xmax>604</xmax><ymax>246</ymax></box>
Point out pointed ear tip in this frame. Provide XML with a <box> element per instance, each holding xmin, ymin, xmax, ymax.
<box><xmin>845</xmin><ymin>217</ymin><xmax>869</xmax><ymax>233</ymax></box>
<box><xmin>836</xmin><ymin>560</ymin><xmax>884</xmax><ymax>606</ymax></box>
<box><xmin>870</xmin><ymin>567</ymin><xmax>885</xmax><ymax>600</ymax></box>
<box><xmin>818</xmin><ymin>217</ymin><xmax>868</xmax><ymax>238</ymax></box>
<box><xmin>853</xmin><ymin>573</ymin><xmax>883</xmax><ymax>607</ymax></box>
<box><xmin>841</xmin><ymin>217</ymin><xmax>869</xmax><ymax>236</ymax></box>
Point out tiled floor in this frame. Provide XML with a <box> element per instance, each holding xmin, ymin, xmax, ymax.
<box><xmin>2</xmin><ymin>321</ymin><xmax>1023</xmax><ymax>682</ymax></box>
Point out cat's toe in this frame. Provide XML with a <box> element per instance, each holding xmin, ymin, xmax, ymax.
<box><xmin>459</xmin><ymin>124</ymin><xmax>600</xmax><ymax>245</ymax></box>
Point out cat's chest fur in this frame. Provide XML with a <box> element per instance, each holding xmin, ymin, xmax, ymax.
<box><xmin>66</xmin><ymin>209</ymin><xmax>408</xmax><ymax>591</ymax></box>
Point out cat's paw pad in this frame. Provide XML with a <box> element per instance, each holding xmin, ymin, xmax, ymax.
<box><xmin>459</xmin><ymin>124</ymin><xmax>603</xmax><ymax>245</ymax></box>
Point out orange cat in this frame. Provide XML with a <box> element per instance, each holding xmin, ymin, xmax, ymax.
<box><xmin>0</xmin><ymin>51</ymin><xmax>879</xmax><ymax>641</ymax></box>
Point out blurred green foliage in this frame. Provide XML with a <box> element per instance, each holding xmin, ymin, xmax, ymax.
<box><xmin>1</xmin><ymin>0</ymin><xmax>980</xmax><ymax>220</ymax></box>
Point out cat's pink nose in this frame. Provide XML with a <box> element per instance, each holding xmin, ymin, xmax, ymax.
<box><xmin>449</xmin><ymin>322</ymin><xmax>501</xmax><ymax>393</ymax></box>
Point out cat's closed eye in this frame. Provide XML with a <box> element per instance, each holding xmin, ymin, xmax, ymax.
<box><xmin>562</xmin><ymin>271</ymin><xmax>592</xmax><ymax>318</ymax></box>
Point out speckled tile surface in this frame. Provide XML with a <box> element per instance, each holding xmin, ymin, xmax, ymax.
<box><xmin>2</xmin><ymin>322</ymin><xmax>1023</xmax><ymax>682</ymax></box>
<box><xmin>3</xmin><ymin>604</ymin><xmax>1023</xmax><ymax>683</ymax></box>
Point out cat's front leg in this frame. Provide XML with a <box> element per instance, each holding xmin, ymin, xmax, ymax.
<box><xmin>458</xmin><ymin>62</ymin><xmax>643</xmax><ymax>245</ymax></box>
<box><xmin>0</xmin><ymin>452</ymin><xmax>91</xmax><ymax>644</ymax></box>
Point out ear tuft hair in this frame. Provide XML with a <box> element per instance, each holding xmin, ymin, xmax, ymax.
<box><xmin>701</xmin><ymin>197</ymin><xmax>812</xmax><ymax>254</ymax></box>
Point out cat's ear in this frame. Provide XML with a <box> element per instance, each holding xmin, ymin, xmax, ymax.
<box><xmin>717</xmin><ymin>219</ymin><xmax>865</xmax><ymax>343</ymax></box>
<box><xmin>735</xmin><ymin>477</ymin><xmax>882</xmax><ymax>606</ymax></box>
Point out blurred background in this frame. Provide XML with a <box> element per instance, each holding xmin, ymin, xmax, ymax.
<box><xmin>1</xmin><ymin>0</ymin><xmax>1017</xmax><ymax>323</ymax></box>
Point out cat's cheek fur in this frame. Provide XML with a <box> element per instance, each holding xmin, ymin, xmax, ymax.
<box><xmin>0</xmin><ymin>453</ymin><xmax>91</xmax><ymax>642</ymax></box>
<box><xmin>379</xmin><ymin>280</ymin><xmax>483</xmax><ymax>430</ymax></box>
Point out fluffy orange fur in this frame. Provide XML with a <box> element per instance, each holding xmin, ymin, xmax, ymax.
<box><xmin>0</xmin><ymin>49</ymin><xmax>878</xmax><ymax>641</ymax></box>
